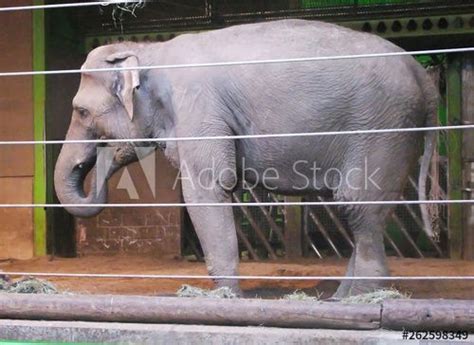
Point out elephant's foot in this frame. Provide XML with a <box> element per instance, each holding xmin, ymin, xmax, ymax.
<box><xmin>332</xmin><ymin>247</ymin><xmax>389</xmax><ymax>299</ymax></box>
<box><xmin>332</xmin><ymin>278</ymin><xmax>387</xmax><ymax>299</ymax></box>
<box><xmin>213</xmin><ymin>278</ymin><xmax>243</xmax><ymax>298</ymax></box>
<box><xmin>332</xmin><ymin>279</ymin><xmax>353</xmax><ymax>299</ymax></box>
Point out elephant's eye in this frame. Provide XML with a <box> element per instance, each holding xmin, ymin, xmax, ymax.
<box><xmin>76</xmin><ymin>107</ymin><xmax>89</xmax><ymax>118</ymax></box>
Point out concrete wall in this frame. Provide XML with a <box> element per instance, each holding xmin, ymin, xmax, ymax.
<box><xmin>0</xmin><ymin>0</ymin><xmax>34</xmax><ymax>260</ymax></box>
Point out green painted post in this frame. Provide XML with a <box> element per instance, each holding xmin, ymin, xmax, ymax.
<box><xmin>33</xmin><ymin>0</ymin><xmax>47</xmax><ymax>256</ymax></box>
<box><xmin>446</xmin><ymin>54</ymin><xmax>464</xmax><ymax>259</ymax></box>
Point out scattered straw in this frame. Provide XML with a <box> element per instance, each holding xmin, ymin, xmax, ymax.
<box><xmin>342</xmin><ymin>288</ymin><xmax>410</xmax><ymax>304</ymax></box>
<box><xmin>283</xmin><ymin>290</ymin><xmax>322</xmax><ymax>302</ymax></box>
<box><xmin>0</xmin><ymin>277</ymin><xmax>58</xmax><ymax>294</ymax></box>
<box><xmin>177</xmin><ymin>285</ymin><xmax>237</xmax><ymax>299</ymax></box>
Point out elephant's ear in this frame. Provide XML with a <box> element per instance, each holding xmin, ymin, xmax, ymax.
<box><xmin>106</xmin><ymin>51</ymin><xmax>140</xmax><ymax>121</ymax></box>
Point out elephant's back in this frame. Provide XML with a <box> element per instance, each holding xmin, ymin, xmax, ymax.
<box><xmin>162</xmin><ymin>19</ymin><xmax>405</xmax><ymax>63</ymax></box>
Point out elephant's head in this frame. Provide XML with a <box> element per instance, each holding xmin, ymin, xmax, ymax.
<box><xmin>54</xmin><ymin>44</ymin><xmax>152</xmax><ymax>218</ymax></box>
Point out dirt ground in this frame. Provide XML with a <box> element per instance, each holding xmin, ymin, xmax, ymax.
<box><xmin>1</xmin><ymin>256</ymin><xmax>474</xmax><ymax>299</ymax></box>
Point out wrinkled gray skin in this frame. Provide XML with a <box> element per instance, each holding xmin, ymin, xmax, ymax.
<box><xmin>54</xmin><ymin>20</ymin><xmax>437</xmax><ymax>297</ymax></box>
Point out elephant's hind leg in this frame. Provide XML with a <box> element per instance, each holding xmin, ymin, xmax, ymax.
<box><xmin>334</xmin><ymin>204</ymin><xmax>391</xmax><ymax>298</ymax></box>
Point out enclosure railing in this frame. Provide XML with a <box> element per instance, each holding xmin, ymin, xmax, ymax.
<box><xmin>0</xmin><ymin>0</ymin><xmax>473</xmax><ymax>282</ymax></box>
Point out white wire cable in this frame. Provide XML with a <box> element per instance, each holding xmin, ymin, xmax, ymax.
<box><xmin>1</xmin><ymin>199</ymin><xmax>472</xmax><ymax>209</ymax></box>
<box><xmin>0</xmin><ymin>1</ymin><xmax>138</xmax><ymax>12</ymax></box>
<box><xmin>1</xmin><ymin>124</ymin><xmax>473</xmax><ymax>146</ymax></box>
<box><xmin>0</xmin><ymin>1</ymin><xmax>470</xmax><ymax>286</ymax></box>
<box><xmin>2</xmin><ymin>271</ymin><xmax>474</xmax><ymax>281</ymax></box>
<box><xmin>1</xmin><ymin>47</ymin><xmax>473</xmax><ymax>77</ymax></box>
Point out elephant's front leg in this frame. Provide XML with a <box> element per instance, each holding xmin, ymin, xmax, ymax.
<box><xmin>179</xmin><ymin>142</ymin><xmax>241</xmax><ymax>294</ymax></box>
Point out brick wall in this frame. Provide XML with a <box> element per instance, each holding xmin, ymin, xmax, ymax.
<box><xmin>76</xmin><ymin>151</ymin><xmax>182</xmax><ymax>257</ymax></box>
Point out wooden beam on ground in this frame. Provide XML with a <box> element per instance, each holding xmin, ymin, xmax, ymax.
<box><xmin>0</xmin><ymin>294</ymin><xmax>380</xmax><ymax>330</ymax></box>
<box><xmin>446</xmin><ymin>54</ymin><xmax>464</xmax><ymax>259</ymax></box>
<box><xmin>382</xmin><ymin>299</ymin><xmax>474</xmax><ymax>331</ymax></box>
<box><xmin>0</xmin><ymin>294</ymin><xmax>473</xmax><ymax>331</ymax></box>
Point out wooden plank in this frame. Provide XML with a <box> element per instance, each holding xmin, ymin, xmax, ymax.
<box><xmin>462</xmin><ymin>53</ymin><xmax>474</xmax><ymax>260</ymax></box>
<box><xmin>0</xmin><ymin>294</ymin><xmax>381</xmax><ymax>330</ymax></box>
<box><xmin>284</xmin><ymin>196</ymin><xmax>302</xmax><ymax>259</ymax></box>
<box><xmin>382</xmin><ymin>299</ymin><xmax>474</xmax><ymax>331</ymax></box>
<box><xmin>446</xmin><ymin>54</ymin><xmax>464</xmax><ymax>259</ymax></box>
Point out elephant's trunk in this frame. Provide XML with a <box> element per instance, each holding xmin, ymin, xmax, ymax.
<box><xmin>54</xmin><ymin>141</ymin><xmax>109</xmax><ymax>218</ymax></box>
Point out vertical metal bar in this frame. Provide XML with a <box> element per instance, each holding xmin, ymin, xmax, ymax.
<box><xmin>317</xmin><ymin>196</ymin><xmax>354</xmax><ymax>248</ymax></box>
<box><xmin>391</xmin><ymin>214</ymin><xmax>424</xmax><ymax>258</ymax></box>
<box><xmin>235</xmin><ymin>222</ymin><xmax>261</xmax><ymax>261</ymax></box>
<box><xmin>245</xmin><ymin>184</ymin><xmax>285</xmax><ymax>244</ymax></box>
<box><xmin>232</xmin><ymin>194</ymin><xmax>278</xmax><ymax>260</ymax></box>
<box><xmin>462</xmin><ymin>54</ymin><xmax>474</xmax><ymax>260</ymax></box>
<box><xmin>400</xmin><ymin>196</ymin><xmax>444</xmax><ymax>256</ymax></box>
<box><xmin>303</xmin><ymin>206</ymin><xmax>323</xmax><ymax>259</ymax></box>
<box><xmin>33</xmin><ymin>0</ymin><xmax>47</xmax><ymax>256</ymax></box>
<box><xmin>383</xmin><ymin>230</ymin><xmax>404</xmax><ymax>258</ymax></box>
<box><xmin>446</xmin><ymin>54</ymin><xmax>464</xmax><ymax>259</ymax></box>
<box><xmin>308</xmin><ymin>209</ymin><xmax>342</xmax><ymax>258</ymax></box>
<box><xmin>304</xmin><ymin>231</ymin><xmax>323</xmax><ymax>259</ymax></box>
<box><xmin>183</xmin><ymin>232</ymin><xmax>204</xmax><ymax>262</ymax></box>
<box><xmin>283</xmin><ymin>196</ymin><xmax>303</xmax><ymax>258</ymax></box>
<box><xmin>270</xmin><ymin>194</ymin><xmax>286</xmax><ymax>217</ymax></box>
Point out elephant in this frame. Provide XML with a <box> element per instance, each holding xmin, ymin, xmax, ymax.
<box><xmin>54</xmin><ymin>19</ymin><xmax>438</xmax><ymax>297</ymax></box>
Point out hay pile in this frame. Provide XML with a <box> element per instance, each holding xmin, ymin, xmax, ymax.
<box><xmin>0</xmin><ymin>276</ymin><xmax>58</xmax><ymax>294</ymax></box>
<box><xmin>283</xmin><ymin>290</ymin><xmax>322</xmax><ymax>302</ymax></box>
<box><xmin>177</xmin><ymin>285</ymin><xmax>237</xmax><ymax>299</ymax></box>
<box><xmin>342</xmin><ymin>288</ymin><xmax>410</xmax><ymax>304</ymax></box>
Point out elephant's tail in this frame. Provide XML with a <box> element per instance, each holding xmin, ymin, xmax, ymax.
<box><xmin>418</xmin><ymin>93</ymin><xmax>439</xmax><ymax>240</ymax></box>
